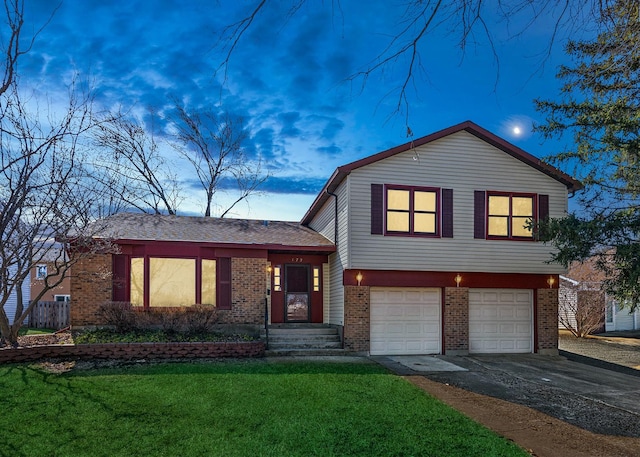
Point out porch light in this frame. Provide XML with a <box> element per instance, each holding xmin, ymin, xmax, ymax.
<box><xmin>454</xmin><ymin>274</ymin><xmax>462</xmax><ymax>287</ymax></box>
<box><xmin>355</xmin><ymin>271</ymin><xmax>363</xmax><ymax>286</ymax></box>
<box><xmin>547</xmin><ymin>276</ymin><xmax>556</xmax><ymax>288</ymax></box>
<box><xmin>266</xmin><ymin>265</ymin><xmax>273</xmax><ymax>273</ymax></box>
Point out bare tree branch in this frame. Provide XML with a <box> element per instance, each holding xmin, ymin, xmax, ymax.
<box><xmin>92</xmin><ymin>114</ymin><xmax>182</xmax><ymax>215</ymax></box>
<box><xmin>0</xmin><ymin>78</ymin><xmax>115</xmax><ymax>345</ymax></box>
<box><xmin>170</xmin><ymin>103</ymin><xmax>269</xmax><ymax>217</ymax></box>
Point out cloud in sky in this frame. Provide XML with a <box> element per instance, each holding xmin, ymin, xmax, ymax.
<box><xmin>18</xmin><ymin>0</ymin><xmax>584</xmax><ymax>220</ymax></box>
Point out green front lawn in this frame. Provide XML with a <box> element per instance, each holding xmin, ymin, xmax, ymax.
<box><xmin>18</xmin><ymin>327</ymin><xmax>56</xmax><ymax>335</ymax></box>
<box><xmin>0</xmin><ymin>361</ymin><xmax>527</xmax><ymax>457</ymax></box>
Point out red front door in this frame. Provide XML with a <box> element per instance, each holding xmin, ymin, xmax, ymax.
<box><xmin>285</xmin><ymin>264</ymin><xmax>310</xmax><ymax>322</ymax></box>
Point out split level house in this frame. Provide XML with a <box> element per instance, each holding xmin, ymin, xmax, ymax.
<box><xmin>71</xmin><ymin>121</ymin><xmax>582</xmax><ymax>355</ymax></box>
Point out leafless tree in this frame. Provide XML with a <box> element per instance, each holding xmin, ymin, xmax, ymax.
<box><xmin>215</xmin><ymin>1</ymin><xmax>615</xmax><ymax>124</ymax></box>
<box><xmin>0</xmin><ymin>78</ymin><xmax>117</xmax><ymax>345</ymax></box>
<box><xmin>559</xmin><ymin>281</ymin><xmax>605</xmax><ymax>337</ymax></box>
<box><xmin>171</xmin><ymin>103</ymin><xmax>269</xmax><ymax>217</ymax></box>
<box><xmin>0</xmin><ymin>0</ymin><xmax>57</xmax><ymax>97</ymax></box>
<box><xmin>92</xmin><ymin>114</ymin><xmax>182</xmax><ymax>215</ymax></box>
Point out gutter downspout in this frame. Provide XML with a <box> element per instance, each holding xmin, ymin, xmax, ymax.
<box><xmin>326</xmin><ymin>190</ymin><xmax>338</xmax><ymax>246</ymax></box>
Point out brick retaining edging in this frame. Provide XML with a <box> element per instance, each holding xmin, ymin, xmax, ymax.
<box><xmin>0</xmin><ymin>341</ymin><xmax>265</xmax><ymax>364</ymax></box>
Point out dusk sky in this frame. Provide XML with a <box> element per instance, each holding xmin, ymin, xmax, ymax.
<box><xmin>22</xmin><ymin>1</ymin><xmax>590</xmax><ymax>220</ymax></box>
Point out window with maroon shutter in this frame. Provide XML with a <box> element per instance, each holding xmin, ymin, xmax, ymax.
<box><xmin>441</xmin><ymin>188</ymin><xmax>453</xmax><ymax>238</ymax></box>
<box><xmin>217</xmin><ymin>257</ymin><xmax>232</xmax><ymax>310</ymax></box>
<box><xmin>112</xmin><ymin>255</ymin><xmax>127</xmax><ymax>301</ymax></box>
<box><xmin>486</xmin><ymin>192</ymin><xmax>537</xmax><ymax>240</ymax></box>
<box><xmin>474</xmin><ymin>191</ymin><xmax>486</xmax><ymax>239</ymax></box>
<box><xmin>371</xmin><ymin>184</ymin><xmax>383</xmax><ymax>235</ymax></box>
<box><xmin>385</xmin><ymin>185</ymin><xmax>440</xmax><ymax>237</ymax></box>
<box><xmin>538</xmin><ymin>194</ymin><xmax>549</xmax><ymax>221</ymax></box>
<box><xmin>125</xmin><ymin>255</ymin><xmax>231</xmax><ymax>309</ymax></box>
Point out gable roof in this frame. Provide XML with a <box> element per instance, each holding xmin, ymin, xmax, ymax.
<box><xmin>89</xmin><ymin>213</ymin><xmax>335</xmax><ymax>252</ymax></box>
<box><xmin>301</xmin><ymin>120</ymin><xmax>582</xmax><ymax>225</ymax></box>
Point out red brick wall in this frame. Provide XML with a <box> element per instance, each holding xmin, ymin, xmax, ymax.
<box><xmin>72</xmin><ymin>255</ymin><xmax>267</xmax><ymax>328</ymax></box>
<box><xmin>343</xmin><ymin>285</ymin><xmax>369</xmax><ymax>352</ymax></box>
<box><xmin>70</xmin><ymin>253</ymin><xmax>113</xmax><ymax>327</ymax></box>
<box><xmin>218</xmin><ymin>257</ymin><xmax>267</xmax><ymax>325</ymax></box>
<box><xmin>444</xmin><ymin>287</ymin><xmax>469</xmax><ymax>354</ymax></box>
<box><xmin>0</xmin><ymin>341</ymin><xmax>265</xmax><ymax>363</ymax></box>
<box><xmin>537</xmin><ymin>288</ymin><xmax>559</xmax><ymax>354</ymax></box>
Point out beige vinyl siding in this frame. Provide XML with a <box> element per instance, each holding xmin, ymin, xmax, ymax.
<box><xmin>308</xmin><ymin>196</ymin><xmax>336</xmax><ymax>242</ymax></box>
<box><xmin>307</xmin><ymin>181</ymin><xmax>348</xmax><ymax>325</ymax></box>
<box><xmin>347</xmin><ymin>131</ymin><xmax>569</xmax><ymax>274</ymax></box>
<box><xmin>324</xmin><ymin>180</ymin><xmax>348</xmax><ymax>325</ymax></box>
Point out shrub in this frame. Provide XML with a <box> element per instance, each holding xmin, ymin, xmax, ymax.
<box><xmin>182</xmin><ymin>305</ymin><xmax>220</xmax><ymax>335</ymax></box>
<box><xmin>98</xmin><ymin>302</ymin><xmax>137</xmax><ymax>333</ymax></box>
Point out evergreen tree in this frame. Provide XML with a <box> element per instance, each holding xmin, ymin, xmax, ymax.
<box><xmin>536</xmin><ymin>0</ymin><xmax>640</xmax><ymax>309</ymax></box>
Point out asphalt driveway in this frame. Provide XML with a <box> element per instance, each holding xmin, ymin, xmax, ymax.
<box><xmin>374</xmin><ymin>352</ymin><xmax>640</xmax><ymax>437</ymax></box>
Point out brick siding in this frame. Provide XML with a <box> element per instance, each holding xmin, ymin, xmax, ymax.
<box><xmin>537</xmin><ymin>288</ymin><xmax>559</xmax><ymax>355</ymax></box>
<box><xmin>217</xmin><ymin>257</ymin><xmax>267</xmax><ymax>325</ymax></box>
<box><xmin>70</xmin><ymin>253</ymin><xmax>113</xmax><ymax>326</ymax></box>
<box><xmin>444</xmin><ymin>287</ymin><xmax>469</xmax><ymax>354</ymax></box>
<box><xmin>343</xmin><ymin>285</ymin><xmax>369</xmax><ymax>352</ymax></box>
<box><xmin>71</xmin><ymin>254</ymin><xmax>267</xmax><ymax>327</ymax></box>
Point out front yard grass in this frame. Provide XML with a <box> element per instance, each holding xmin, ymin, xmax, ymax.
<box><xmin>0</xmin><ymin>360</ymin><xmax>528</xmax><ymax>457</ymax></box>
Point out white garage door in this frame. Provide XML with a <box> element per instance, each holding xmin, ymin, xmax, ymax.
<box><xmin>370</xmin><ymin>287</ymin><xmax>441</xmax><ymax>355</ymax></box>
<box><xmin>469</xmin><ymin>289</ymin><xmax>533</xmax><ymax>354</ymax></box>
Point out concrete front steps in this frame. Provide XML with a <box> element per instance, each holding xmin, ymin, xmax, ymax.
<box><xmin>263</xmin><ymin>324</ymin><xmax>345</xmax><ymax>356</ymax></box>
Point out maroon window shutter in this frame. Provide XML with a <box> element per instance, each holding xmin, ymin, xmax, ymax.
<box><xmin>217</xmin><ymin>257</ymin><xmax>232</xmax><ymax>310</ymax></box>
<box><xmin>441</xmin><ymin>188</ymin><xmax>453</xmax><ymax>238</ymax></box>
<box><xmin>538</xmin><ymin>194</ymin><xmax>549</xmax><ymax>221</ymax></box>
<box><xmin>474</xmin><ymin>191</ymin><xmax>486</xmax><ymax>239</ymax></box>
<box><xmin>112</xmin><ymin>254</ymin><xmax>127</xmax><ymax>301</ymax></box>
<box><xmin>371</xmin><ymin>184</ymin><xmax>384</xmax><ymax>235</ymax></box>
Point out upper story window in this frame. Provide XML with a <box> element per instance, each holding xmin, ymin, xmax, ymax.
<box><xmin>487</xmin><ymin>193</ymin><xmax>535</xmax><ymax>239</ymax></box>
<box><xmin>35</xmin><ymin>264</ymin><xmax>47</xmax><ymax>280</ymax></box>
<box><xmin>386</xmin><ymin>185</ymin><xmax>439</xmax><ymax>236</ymax></box>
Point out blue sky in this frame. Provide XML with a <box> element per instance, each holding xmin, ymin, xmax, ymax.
<box><xmin>21</xmin><ymin>1</ymin><xmax>588</xmax><ymax>220</ymax></box>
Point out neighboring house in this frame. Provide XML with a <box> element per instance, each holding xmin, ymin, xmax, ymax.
<box><xmin>31</xmin><ymin>249</ymin><xmax>72</xmax><ymax>304</ymax></box>
<box><xmin>560</xmin><ymin>259</ymin><xmax>640</xmax><ymax>333</ymax></box>
<box><xmin>71</xmin><ymin>121</ymin><xmax>581</xmax><ymax>355</ymax></box>
<box><xmin>3</xmin><ymin>266</ymin><xmax>30</xmax><ymax>325</ymax></box>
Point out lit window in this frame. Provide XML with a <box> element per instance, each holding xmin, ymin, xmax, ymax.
<box><xmin>201</xmin><ymin>259</ymin><xmax>217</xmax><ymax>306</ymax></box>
<box><xmin>313</xmin><ymin>267</ymin><xmax>320</xmax><ymax>292</ymax></box>
<box><xmin>36</xmin><ymin>265</ymin><xmax>47</xmax><ymax>280</ymax></box>
<box><xmin>487</xmin><ymin>193</ymin><xmax>534</xmax><ymax>239</ymax></box>
<box><xmin>386</xmin><ymin>186</ymin><xmax>439</xmax><ymax>235</ymax></box>
<box><xmin>273</xmin><ymin>266</ymin><xmax>282</xmax><ymax>292</ymax></box>
<box><xmin>149</xmin><ymin>258</ymin><xmax>195</xmax><ymax>307</ymax></box>
<box><xmin>129</xmin><ymin>257</ymin><xmax>219</xmax><ymax>308</ymax></box>
<box><xmin>130</xmin><ymin>258</ymin><xmax>144</xmax><ymax>306</ymax></box>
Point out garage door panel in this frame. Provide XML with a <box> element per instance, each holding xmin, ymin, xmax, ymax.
<box><xmin>499</xmin><ymin>323</ymin><xmax>515</xmax><ymax>334</ymax></box>
<box><xmin>469</xmin><ymin>289</ymin><xmax>532</xmax><ymax>354</ymax></box>
<box><xmin>370</xmin><ymin>287</ymin><xmax>441</xmax><ymax>355</ymax></box>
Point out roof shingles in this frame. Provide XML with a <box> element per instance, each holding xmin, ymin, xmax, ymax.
<box><xmin>94</xmin><ymin>213</ymin><xmax>334</xmax><ymax>249</ymax></box>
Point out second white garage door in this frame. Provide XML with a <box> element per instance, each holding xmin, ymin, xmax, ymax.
<box><xmin>370</xmin><ymin>287</ymin><xmax>441</xmax><ymax>355</ymax></box>
<box><xmin>469</xmin><ymin>289</ymin><xmax>533</xmax><ymax>353</ymax></box>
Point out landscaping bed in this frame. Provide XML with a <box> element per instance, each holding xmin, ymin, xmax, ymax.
<box><xmin>0</xmin><ymin>329</ymin><xmax>264</xmax><ymax>363</ymax></box>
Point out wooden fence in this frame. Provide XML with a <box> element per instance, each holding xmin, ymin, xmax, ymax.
<box><xmin>28</xmin><ymin>301</ymin><xmax>70</xmax><ymax>330</ymax></box>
